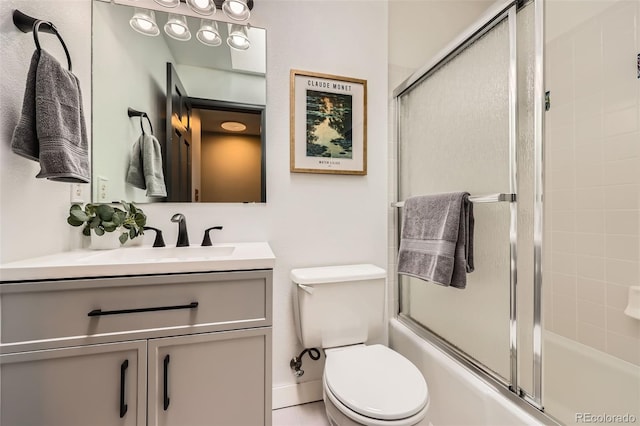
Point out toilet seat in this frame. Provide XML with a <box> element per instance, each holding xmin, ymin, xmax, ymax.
<box><xmin>324</xmin><ymin>345</ymin><xmax>428</xmax><ymax>422</ymax></box>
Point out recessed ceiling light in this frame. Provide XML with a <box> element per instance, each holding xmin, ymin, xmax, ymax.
<box><xmin>221</xmin><ymin>121</ymin><xmax>247</xmax><ymax>132</ymax></box>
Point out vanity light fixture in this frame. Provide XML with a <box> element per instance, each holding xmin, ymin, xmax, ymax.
<box><xmin>221</xmin><ymin>121</ymin><xmax>247</xmax><ymax>132</ymax></box>
<box><xmin>197</xmin><ymin>20</ymin><xmax>222</xmax><ymax>46</ymax></box>
<box><xmin>164</xmin><ymin>14</ymin><xmax>191</xmax><ymax>41</ymax></box>
<box><xmin>222</xmin><ymin>0</ymin><xmax>250</xmax><ymax>22</ymax></box>
<box><xmin>153</xmin><ymin>0</ymin><xmax>180</xmax><ymax>8</ymax></box>
<box><xmin>227</xmin><ymin>23</ymin><xmax>250</xmax><ymax>50</ymax></box>
<box><xmin>129</xmin><ymin>8</ymin><xmax>160</xmax><ymax>36</ymax></box>
<box><xmin>187</xmin><ymin>0</ymin><xmax>216</xmax><ymax>16</ymax></box>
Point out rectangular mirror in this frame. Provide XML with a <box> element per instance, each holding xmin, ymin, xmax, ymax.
<box><xmin>92</xmin><ymin>0</ymin><xmax>266</xmax><ymax>203</ymax></box>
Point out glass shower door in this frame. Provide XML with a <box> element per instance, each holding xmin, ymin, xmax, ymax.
<box><xmin>397</xmin><ymin>13</ymin><xmax>514</xmax><ymax>382</ymax></box>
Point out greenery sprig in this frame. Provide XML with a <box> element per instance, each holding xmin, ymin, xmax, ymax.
<box><xmin>67</xmin><ymin>201</ymin><xmax>147</xmax><ymax>245</ymax></box>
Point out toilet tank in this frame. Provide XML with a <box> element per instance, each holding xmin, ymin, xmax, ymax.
<box><xmin>291</xmin><ymin>264</ymin><xmax>386</xmax><ymax>349</ymax></box>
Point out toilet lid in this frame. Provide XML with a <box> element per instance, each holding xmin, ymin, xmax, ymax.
<box><xmin>324</xmin><ymin>345</ymin><xmax>428</xmax><ymax>421</ymax></box>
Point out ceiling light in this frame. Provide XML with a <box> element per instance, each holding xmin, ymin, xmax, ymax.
<box><xmin>222</xmin><ymin>0</ymin><xmax>250</xmax><ymax>22</ymax></box>
<box><xmin>197</xmin><ymin>20</ymin><xmax>221</xmax><ymax>46</ymax></box>
<box><xmin>221</xmin><ymin>121</ymin><xmax>247</xmax><ymax>132</ymax></box>
<box><xmin>227</xmin><ymin>24</ymin><xmax>250</xmax><ymax>50</ymax></box>
<box><xmin>129</xmin><ymin>8</ymin><xmax>160</xmax><ymax>36</ymax></box>
<box><xmin>164</xmin><ymin>14</ymin><xmax>191</xmax><ymax>41</ymax></box>
<box><xmin>187</xmin><ymin>0</ymin><xmax>216</xmax><ymax>16</ymax></box>
<box><xmin>153</xmin><ymin>0</ymin><xmax>180</xmax><ymax>7</ymax></box>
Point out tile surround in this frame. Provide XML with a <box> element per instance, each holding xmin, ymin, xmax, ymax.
<box><xmin>545</xmin><ymin>0</ymin><xmax>640</xmax><ymax>365</ymax></box>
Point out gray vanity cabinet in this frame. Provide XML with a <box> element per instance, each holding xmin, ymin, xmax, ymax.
<box><xmin>0</xmin><ymin>270</ymin><xmax>273</xmax><ymax>426</ymax></box>
<box><xmin>148</xmin><ymin>329</ymin><xmax>269</xmax><ymax>426</ymax></box>
<box><xmin>0</xmin><ymin>340</ymin><xmax>147</xmax><ymax>426</ymax></box>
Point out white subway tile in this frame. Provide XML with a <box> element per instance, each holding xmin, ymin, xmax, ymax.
<box><xmin>575</xmin><ymin>210</ymin><xmax>605</xmax><ymax>234</ymax></box>
<box><xmin>606</xmin><ymin>282</ymin><xmax>633</xmax><ymax>309</ymax></box>
<box><xmin>606</xmin><ymin>307</ymin><xmax>640</xmax><ymax>339</ymax></box>
<box><xmin>604</xmin><ymin>158</ymin><xmax>640</xmax><ymax>185</ymax></box>
<box><xmin>604</xmin><ymin>132</ymin><xmax>640</xmax><ymax>162</ymax></box>
<box><xmin>604</xmin><ymin>106</ymin><xmax>638</xmax><ymax>137</ymax></box>
<box><xmin>605</xmin><ymin>258</ymin><xmax>640</xmax><ymax>286</ymax></box>
<box><xmin>605</xmin><ymin>210</ymin><xmax>639</xmax><ymax>235</ymax></box>
<box><xmin>552</xmin><ymin>231</ymin><xmax>576</xmax><ymax>254</ymax></box>
<box><xmin>551</xmin><ymin>210</ymin><xmax>576</xmax><ymax>232</ymax></box>
<box><xmin>574</xmin><ymin>233</ymin><xmax>606</xmax><ymax>257</ymax></box>
<box><xmin>552</xmin><ymin>272</ymin><xmax>577</xmax><ymax>297</ymax></box>
<box><xmin>552</xmin><ymin>311</ymin><xmax>577</xmax><ymax>340</ymax></box>
<box><xmin>575</xmin><ymin>161</ymin><xmax>603</xmax><ymax>188</ymax></box>
<box><xmin>578</xmin><ymin>299</ymin><xmax>606</xmax><ymax>328</ymax></box>
<box><xmin>604</xmin><ymin>184</ymin><xmax>639</xmax><ymax>210</ymax></box>
<box><xmin>576</xmin><ymin>187</ymin><xmax>604</xmax><ymax>210</ymax></box>
<box><xmin>577</xmin><ymin>277</ymin><xmax>606</xmax><ymax>304</ymax></box>
<box><xmin>605</xmin><ymin>234</ymin><xmax>640</xmax><ymax>261</ymax></box>
<box><xmin>552</xmin><ymin>252</ymin><xmax>578</xmax><ymax>275</ymax></box>
<box><xmin>577</xmin><ymin>255</ymin><xmax>606</xmax><ymax>280</ymax></box>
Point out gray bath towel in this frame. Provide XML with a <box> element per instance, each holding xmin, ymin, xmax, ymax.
<box><xmin>34</xmin><ymin>50</ymin><xmax>90</xmax><ymax>183</ymax></box>
<box><xmin>126</xmin><ymin>133</ymin><xmax>167</xmax><ymax>197</ymax></box>
<box><xmin>10</xmin><ymin>50</ymin><xmax>40</xmax><ymax>161</ymax></box>
<box><xmin>398</xmin><ymin>192</ymin><xmax>475</xmax><ymax>289</ymax></box>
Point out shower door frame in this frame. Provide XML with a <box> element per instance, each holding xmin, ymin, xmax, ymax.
<box><xmin>393</xmin><ymin>0</ymin><xmax>545</xmax><ymax>413</ymax></box>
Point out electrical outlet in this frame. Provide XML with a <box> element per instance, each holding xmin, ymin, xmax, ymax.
<box><xmin>70</xmin><ymin>183</ymin><xmax>84</xmax><ymax>203</ymax></box>
<box><xmin>98</xmin><ymin>176</ymin><xmax>109</xmax><ymax>202</ymax></box>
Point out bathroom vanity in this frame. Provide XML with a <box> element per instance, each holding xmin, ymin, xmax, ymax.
<box><xmin>0</xmin><ymin>243</ymin><xmax>275</xmax><ymax>426</ymax></box>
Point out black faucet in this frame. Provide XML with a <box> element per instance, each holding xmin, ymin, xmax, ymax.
<box><xmin>201</xmin><ymin>226</ymin><xmax>223</xmax><ymax>246</ymax></box>
<box><xmin>170</xmin><ymin>213</ymin><xmax>189</xmax><ymax>247</ymax></box>
<box><xmin>143</xmin><ymin>226</ymin><xmax>166</xmax><ymax>247</ymax></box>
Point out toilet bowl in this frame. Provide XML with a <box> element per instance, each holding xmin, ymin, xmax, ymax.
<box><xmin>322</xmin><ymin>345</ymin><xmax>430</xmax><ymax>426</ymax></box>
<box><xmin>291</xmin><ymin>265</ymin><xmax>432</xmax><ymax>426</ymax></box>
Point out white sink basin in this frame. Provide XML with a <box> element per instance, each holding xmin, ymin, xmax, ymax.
<box><xmin>77</xmin><ymin>245</ymin><xmax>236</xmax><ymax>263</ymax></box>
<box><xmin>0</xmin><ymin>242</ymin><xmax>275</xmax><ymax>282</ymax></box>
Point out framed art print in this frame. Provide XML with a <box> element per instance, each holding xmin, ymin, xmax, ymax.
<box><xmin>290</xmin><ymin>70</ymin><xmax>367</xmax><ymax>175</ymax></box>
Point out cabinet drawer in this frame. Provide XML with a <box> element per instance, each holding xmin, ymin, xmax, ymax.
<box><xmin>1</xmin><ymin>271</ymin><xmax>271</xmax><ymax>347</ymax></box>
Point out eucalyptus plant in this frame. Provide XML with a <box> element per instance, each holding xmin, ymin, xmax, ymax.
<box><xmin>67</xmin><ymin>201</ymin><xmax>147</xmax><ymax>244</ymax></box>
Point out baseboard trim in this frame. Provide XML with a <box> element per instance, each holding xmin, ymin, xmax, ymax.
<box><xmin>272</xmin><ymin>380</ymin><xmax>323</xmax><ymax>409</ymax></box>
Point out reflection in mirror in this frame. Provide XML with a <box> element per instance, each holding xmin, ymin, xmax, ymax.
<box><xmin>92</xmin><ymin>0</ymin><xmax>266</xmax><ymax>203</ymax></box>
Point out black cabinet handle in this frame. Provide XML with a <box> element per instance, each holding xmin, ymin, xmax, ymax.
<box><xmin>120</xmin><ymin>360</ymin><xmax>129</xmax><ymax>418</ymax></box>
<box><xmin>88</xmin><ymin>302</ymin><xmax>198</xmax><ymax>317</ymax></box>
<box><xmin>163</xmin><ymin>354</ymin><xmax>170</xmax><ymax>411</ymax></box>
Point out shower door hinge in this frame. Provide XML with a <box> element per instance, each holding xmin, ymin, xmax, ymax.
<box><xmin>544</xmin><ymin>91</ymin><xmax>551</xmax><ymax>111</ymax></box>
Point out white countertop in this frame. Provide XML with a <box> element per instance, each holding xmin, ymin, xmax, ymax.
<box><xmin>0</xmin><ymin>242</ymin><xmax>275</xmax><ymax>282</ymax></box>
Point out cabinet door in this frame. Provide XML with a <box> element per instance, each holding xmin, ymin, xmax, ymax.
<box><xmin>0</xmin><ymin>341</ymin><xmax>146</xmax><ymax>426</ymax></box>
<box><xmin>149</xmin><ymin>328</ymin><xmax>271</xmax><ymax>426</ymax></box>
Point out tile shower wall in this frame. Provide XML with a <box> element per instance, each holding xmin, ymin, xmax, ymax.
<box><xmin>544</xmin><ymin>0</ymin><xmax>640</xmax><ymax>366</ymax></box>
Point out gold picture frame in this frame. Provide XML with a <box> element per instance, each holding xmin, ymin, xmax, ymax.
<box><xmin>290</xmin><ymin>69</ymin><xmax>367</xmax><ymax>175</ymax></box>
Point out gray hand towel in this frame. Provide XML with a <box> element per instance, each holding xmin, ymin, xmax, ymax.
<box><xmin>34</xmin><ymin>50</ymin><xmax>90</xmax><ymax>183</ymax></box>
<box><xmin>126</xmin><ymin>133</ymin><xmax>167</xmax><ymax>197</ymax></box>
<box><xmin>397</xmin><ymin>192</ymin><xmax>475</xmax><ymax>289</ymax></box>
<box><xmin>126</xmin><ymin>134</ymin><xmax>146</xmax><ymax>190</ymax></box>
<box><xmin>142</xmin><ymin>133</ymin><xmax>167</xmax><ymax>197</ymax></box>
<box><xmin>10</xmin><ymin>50</ymin><xmax>41</xmax><ymax>161</ymax></box>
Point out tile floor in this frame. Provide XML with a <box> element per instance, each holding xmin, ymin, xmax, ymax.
<box><xmin>272</xmin><ymin>401</ymin><xmax>331</xmax><ymax>426</ymax></box>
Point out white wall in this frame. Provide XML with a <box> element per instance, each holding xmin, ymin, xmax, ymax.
<box><xmin>0</xmin><ymin>0</ymin><xmax>389</xmax><ymax>408</ymax></box>
<box><xmin>0</xmin><ymin>0</ymin><xmax>91</xmax><ymax>262</ymax></box>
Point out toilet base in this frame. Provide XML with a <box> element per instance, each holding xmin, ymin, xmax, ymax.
<box><xmin>322</xmin><ymin>377</ymin><xmax>431</xmax><ymax>426</ymax></box>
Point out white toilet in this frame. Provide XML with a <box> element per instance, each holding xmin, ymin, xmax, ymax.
<box><xmin>291</xmin><ymin>264</ymin><xmax>430</xmax><ymax>426</ymax></box>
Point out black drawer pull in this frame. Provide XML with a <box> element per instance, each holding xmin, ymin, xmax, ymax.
<box><xmin>88</xmin><ymin>302</ymin><xmax>198</xmax><ymax>317</ymax></box>
<box><xmin>120</xmin><ymin>359</ymin><xmax>128</xmax><ymax>418</ymax></box>
<box><xmin>163</xmin><ymin>354</ymin><xmax>170</xmax><ymax>411</ymax></box>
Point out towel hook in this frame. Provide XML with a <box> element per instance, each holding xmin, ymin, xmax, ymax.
<box><xmin>13</xmin><ymin>10</ymin><xmax>72</xmax><ymax>71</ymax></box>
<box><xmin>127</xmin><ymin>107</ymin><xmax>154</xmax><ymax>135</ymax></box>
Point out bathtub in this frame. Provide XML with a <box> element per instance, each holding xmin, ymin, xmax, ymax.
<box><xmin>389</xmin><ymin>318</ymin><xmax>549</xmax><ymax>426</ymax></box>
<box><xmin>543</xmin><ymin>331</ymin><xmax>640</xmax><ymax>426</ymax></box>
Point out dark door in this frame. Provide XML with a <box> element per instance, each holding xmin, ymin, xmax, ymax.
<box><xmin>166</xmin><ymin>63</ymin><xmax>192</xmax><ymax>202</ymax></box>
